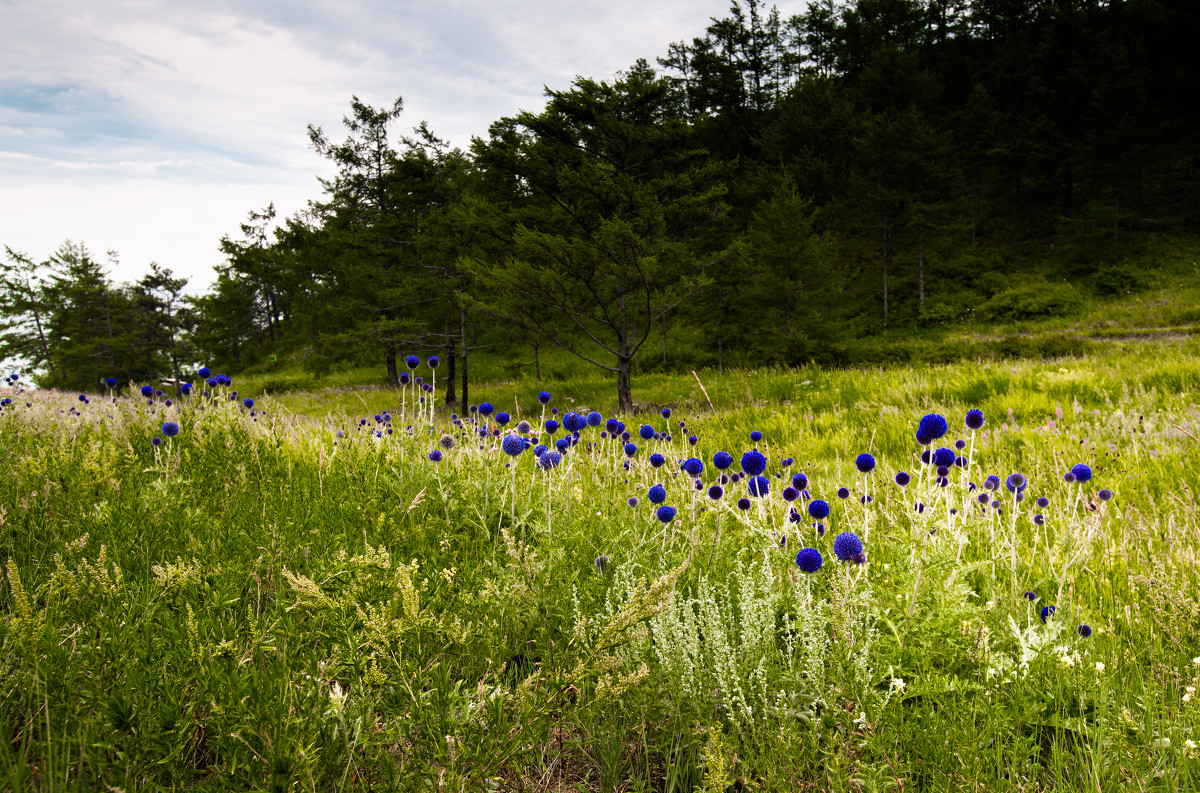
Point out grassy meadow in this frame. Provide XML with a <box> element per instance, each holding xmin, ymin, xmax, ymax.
<box><xmin>4</xmin><ymin>341</ymin><xmax>1200</xmax><ymax>791</ymax></box>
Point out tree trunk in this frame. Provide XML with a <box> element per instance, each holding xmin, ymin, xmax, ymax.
<box><xmin>460</xmin><ymin>307</ymin><xmax>469</xmax><ymax>408</ymax></box>
<box><xmin>662</xmin><ymin>314</ymin><xmax>667</xmax><ymax>365</ymax></box>
<box><xmin>883</xmin><ymin>215</ymin><xmax>892</xmax><ymax>324</ymax></box>
<box><xmin>617</xmin><ymin>353</ymin><xmax>634</xmax><ymax>414</ymax></box>
<box><xmin>917</xmin><ymin>224</ymin><xmax>925</xmax><ymax>310</ymax></box>
<box><xmin>444</xmin><ymin>345</ymin><xmax>457</xmax><ymax>405</ymax></box>
<box><xmin>533</xmin><ymin>342</ymin><xmax>541</xmax><ymax>382</ymax></box>
<box><xmin>385</xmin><ymin>347</ymin><xmax>399</xmax><ymax>388</ymax></box>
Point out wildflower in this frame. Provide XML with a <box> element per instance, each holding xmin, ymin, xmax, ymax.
<box><xmin>545</xmin><ymin>419</ymin><xmax>559</xmax><ymax>435</ymax></box>
<box><xmin>563</xmin><ymin>412</ymin><xmax>585</xmax><ymax>432</ymax></box>
<box><xmin>708</xmin><ymin>485</ymin><xmax>724</xmax><ymax>500</ymax></box>
<box><xmin>479</xmin><ymin>403</ymin><xmax>494</xmax><ymax>416</ymax></box>
<box><xmin>855</xmin><ymin>453</ymin><xmax>876</xmax><ymax>473</ymax></box>
<box><xmin>650</xmin><ymin>453</ymin><xmax>666</xmax><ymax>468</ymax></box>
<box><xmin>399</xmin><ymin>373</ymin><xmax>411</xmax><ymax>386</ymax></box>
<box><xmin>933</xmin><ymin>448</ymin><xmax>956</xmax><ymax>468</ymax></box>
<box><xmin>242</xmin><ymin>398</ymin><xmax>254</xmax><ymax>409</ymax></box>
<box><xmin>795</xmin><ymin>547</ymin><xmax>823</xmax><ymax>573</ymax></box>
<box><xmin>1095</xmin><ymin>662</ymin><xmax>1105</xmax><ymax>673</ymax></box>
<box><xmin>1034</xmin><ymin>514</ymin><xmax>1045</xmax><ymax>525</ymax></box>
<box><xmin>198</xmin><ymin>367</ymin><xmax>211</xmax><ymax>378</ymax></box>
<box><xmin>895</xmin><ymin>471</ymin><xmax>910</xmax><ymax>486</ymax></box>
<box><xmin>737</xmin><ymin>498</ymin><xmax>751</xmax><ymax>511</ymax></box>
<box><xmin>1023</xmin><ymin>591</ymin><xmax>1037</xmax><ymax>601</ymax></box>
<box><xmin>538</xmin><ymin>450</ymin><xmax>562</xmax><ymax>469</ymax></box>
<box><xmin>1005</xmin><ymin>473</ymin><xmax>1027</xmax><ymax>492</ymax></box>
<box><xmin>918</xmin><ymin>413</ymin><xmax>949</xmax><ymax>440</ymax></box>
<box><xmin>648</xmin><ymin>484</ymin><xmax>667</xmax><ymax>504</ymax></box>
<box><xmin>661</xmin><ymin>408</ymin><xmax>671</xmax><ymax>418</ymax></box>
<box><xmin>586</xmin><ymin>411</ymin><xmax>602</xmax><ymax>427</ymax></box>
<box><xmin>162</xmin><ymin>421</ymin><xmax>180</xmax><ymax>438</ymax></box>
<box><xmin>538</xmin><ymin>391</ymin><xmax>552</xmax><ymax>405</ymax></box>
<box><xmin>440</xmin><ymin>434</ymin><xmax>456</xmax><ymax>450</ymax></box>
<box><xmin>713</xmin><ymin>451</ymin><xmax>733</xmax><ymax>470</ymax></box>
<box><xmin>1098</xmin><ymin>489</ymin><xmax>1113</xmax><ymax>501</ymax></box>
<box><xmin>427</xmin><ymin>355</ymin><xmax>439</xmax><ymax>368</ymax></box>
<box><xmin>406</xmin><ymin>355</ymin><xmax>420</xmax><ymax>369</ymax></box>
<box><xmin>955</xmin><ymin>439</ymin><xmax>966</xmax><ymax>450</ymax></box>
<box><xmin>623</xmin><ymin>442</ymin><xmax>637</xmax><ymax>457</ymax></box>
<box><xmin>428</xmin><ymin>450</ymin><xmax>443</xmax><ymax>462</ymax></box>
<box><xmin>748</xmin><ymin>475</ymin><xmax>770</xmax><ymax>497</ymax></box>
<box><xmin>1040</xmin><ymin>605</ymin><xmax>1056</xmax><ymax>623</ymax></box>
<box><xmin>833</xmin><ymin>531</ymin><xmax>865</xmax><ymax>563</ymax></box>
<box><xmin>741</xmin><ymin>450</ymin><xmax>767</xmax><ymax>476</ymax></box>
<box><xmin>180</xmin><ymin>383</ymin><xmax>192</xmax><ymax>396</ymax></box>
<box><xmin>965</xmin><ymin>409</ymin><xmax>985</xmax><ymax>430</ymax></box>
<box><xmin>914</xmin><ymin>502</ymin><xmax>926</xmax><ymax>513</ymax></box>
<box><xmin>750</xmin><ymin>430</ymin><xmax>762</xmax><ymax>442</ymax></box>
<box><xmin>1077</xmin><ymin>624</ymin><xmax>1092</xmax><ymax>638</ymax></box>
<box><xmin>688</xmin><ymin>435</ymin><xmax>698</xmax><ymax>446</ymax></box>
<box><xmin>792</xmin><ymin>472</ymin><xmax>809</xmax><ymax>490</ymax></box>
<box><xmin>807</xmin><ymin>500</ymin><xmax>830</xmax><ymax>520</ymax></box>
<box><xmin>151</xmin><ymin>437</ymin><xmax>162</xmax><ymax>447</ymax></box>
<box><xmin>517</xmin><ymin>420</ymin><xmax>532</xmax><ymax>434</ymax></box>
<box><xmin>1070</xmin><ymin>463</ymin><xmax>1092</xmax><ymax>483</ymax></box>
<box><xmin>655</xmin><ymin>505</ymin><xmax>677</xmax><ymax>523</ymax></box>
<box><xmin>627</xmin><ymin>497</ymin><xmax>639</xmax><ymax>508</ymax></box>
<box><xmin>141</xmin><ymin>385</ymin><xmax>154</xmax><ymax>397</ymax></box>
<box><xmin>783</xmin><ymin>486</ymin><xmax>799</xmax><ymax>502</ymax></box>
<box><xmin>595</xmin><ymin>555</ymin><xmax>609</xmax><ymax>573</ymax></box>
<box><xmin>1063</xmin><ymin>471</ymin><xmax>1077</xmax><ymax>483</ymax></box>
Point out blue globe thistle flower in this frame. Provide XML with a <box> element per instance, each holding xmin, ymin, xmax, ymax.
<box><xmin>783</xmin><ymin>486</ymin><xmax>799</xmax><ymax>502</ymax></box>
<box><xmin>428</xmin><ymin>450</ymin><xmax>443</xmax><ymax>462</ymax></box>
<box><xmin>737</xmin><ymin>498</ymin><xmax>751</xmax><ymax>510</ymax></box>
<box><xmin>895</xmin><ymin>471</ymin><xmax>911</xmax><ymax>486</ymax></box>
<box><xmin>537</xmin><ymin>391</ymin><xmax>551</xmax><ymax>405</ymax></box>
<box><xmin>604</xmin><ymin>419</ymin><xmax>620</xmax><ymax>434</ymax></box>
<box><xmin>78</xmin><ymin>393</ymin><xmax>86</xmax><ymax>402</ymax></box>
<box><xmin>1063</xmin><ymin>471</ymin><xmax>1077</xmax><ymax>483</ymax></box>
<box><xmin>428</xmin><ymin>355</ymin><xmax>439</xmax><ymax>368</ymax></box>
<box><xmin>478</xmin><ymin>403</ymin><xmax>494</xmax><ymax>416</ymax></box>
<box><xmin>487</xmin><ymin>412</ymin><xmax>507</xmax><ymax>427</ymax></box>
<box><xmin>781</xmin><ymin>458</ymin><xmax>793</xmax><ymax>467</ymax></box>
<box><xmin>639</xmin><ymin>424</ymin><xmax>655</xmax><ymax>440</ymax></box>
<box><xmin>1035</xmin><ymin>496</ymin><xmax>1049</xmax><ymax>508</ymax></box>
<box><xmin>516</xmin><ymin>420</ymin><xmax>532</xmax><ymax>434</ymax></box>
<box><xmin>551</xmin><ymin>407</ymin><xmax>558</xmax><ymax>415</ymax></box>
<box><xmin>965</xmin><ymin>409</ymin><xmax>985</xmax><ymax>430</ymax></box>
<box><xmin>741</xmin><ymin>450</ymin><xmax>767</xmax><ymax>476</ymax></box>
<box><xmin>1040</xmin><ymin>605</ymin><xmax>1055</xmax><ymax>623</ymax></box>
<box><xmin>105</xmin><ymin>377</ymin><xmax>117</xmax><ymax>389</ymax></box>
<box><xmin>538</xmin><ymin>450</ymin><xmax>562</xmax><ymax>469</ymax></box>
<box><xmin>1070</xmin><ymin>463</ymin><xmax>1092</xmax><ymax>483</ymax></box>
<box><xmin>682</xmin><ymin>457</ymin><xmax>704</xmax><ymax>476</ymax></box>
<box><xmin>1005</xmin><ymin>473</ymin><xmax>1027</xmax><ymax>492</ymax></box>
<box><xmin>855</xmin><ymin>453</ymin><xmax>876</xmax><ymax>473</ymax></box>
<box><xmin>750</xmin><ymin>430</ymin><xmax>762</xmax><ymax>442</ymax></box>
<box><xmin>198</xmin><ymin>367</ymin><xmax>211</xmax><ymax>378</ymax></box>
<box><xmin>984</xmin><ymin>475</ymin><xmax>1000</xmax><ymax>491</ymax></box>
<box><xmin>1098</xmin><ymin>489</ymin><xmax>1113</xmax><ymax>501</ymax></box>
<box><xmin>807</xmin><ymin>500</ymin><xmax>830</xmax><ymax>520</ymax></box>
<box><xmin>791</xmin><ymin>473</ymin><xmax>809</xmax><ymax>491</ymax></box>
<box><xmin>399</xmin><ymin>373</ymin><xmax>411</xmax><ymax>386</ymax></box>
<box><xmin>833</xmin><ymin>532</ymin><xmax>864</xmax><ymax>563</ymax></box>
<box><xmin>180</xmin><ymin>383</ymin><xmax>192</xmax><ymax>396</ymax></box>
<box><xmin>151</xmin><ymin>436</ymin><xmax>162</xmax><ymax>447</ymax></box>
<box><xmin>748</xmin><ymin>475</ymin><xmax>770</xmax><ymax>497</ymax></box>
<box><xmin>627</xmin><ymin>496</ymin><xmax>639</xmax><ymax>508</ymax></box>
<box><xmin>650</xmin><ymin>453</ymin><xmax>666</xmax><ymax>468</ymax></box>
<box><xmin>648</xmin><ymin>484</ymin><xmax>667</xmax><ymax>504</ymax></box>
<box><xmin>1077</xmin><ymin>624</ymin><xmax>1092</xmax><ymax>638</ymax></box>
<box><xmin>623</xmin><ymin>442</ymin><xmax>637</xmax><ymax>457</ymax></box>
<box><xmin>920</xmin><ymin>450</ymin><xmax>932</xmax><ymax>465</ymax></box>
<box><xmin>688</xmin><ymin>435</ymin><xmax>698</xmax><ymax>446</ymax></box>
<box><xmin>595</xmin><ymin>555</ymin><xmax>610</xmax><ymax>573</ymax></box>
<box><xmin>918</xmin><ymin>413</ymin><xmax>949</xmax><ymax>441</ymax></box>
<box><xmin>563</xmin><ymin>412</ymin><xmax>585</xmax><ymax>432</ymax></box>
<box><xmin>655</xmin><ymin>505</ymin><xmax>677</xmax><ymax>523</ymax></box>
<box><xmin>955</xmin><ymin>456</ymin><xmax>967</xmax><ymax>467</ymax></box>
<box><xmin>141</xmin><ymin>385</ymin><xmax>154</xmax><ymax>397</ymax></box>
<box><xmin>1023</xmin><ymin>591</ymin><xmax>1037</xmax><ymax>601</ymax></box>
<box><xmin>796</xmin><ymin>548</ymin><xmax>823</xmax><ymax>573</ymax></box>
<box><xmin>586</xmin><ymin>411</ymin><xmax>603</xmax><ymax>427</ymax></box>
<box><xmin>1033</xmin><ymin>514</ymin><xmax>1046</xmax><ymax>525</ymax></box>
<box><xmin>915</xmin><ymin>502</ymin><xmax>926</xmax><ymax>513</ymax></box>
<box><xmin>836</xmin><ymin>487</ymin><xmax>850</xmax><ymax>500</ymax></box>
<box><xmin>243</xmin><ymin>398</ymin><xmax>254</xmax><ymax>409</ymax></box>
<box><xmin>936</xmin><ymin>465</ymin><xmax>949</xmax><ymax>478</ymax></box>
<box><xmin>543</xmin><ymin>419</ymin><xmax>559</xmax><ymax>435</ymax></box>
<box><xmin>712</xmin><ymin>451</ymin><xmax>733</xmax><ymax>471</ymax></box>
<box><xmin>916</xmin><ymin>431</ymin><xmax>932</xmax><ymax>446</ymax></box>
<box><xmin>162</xmin><ymin>421</ymin><xmax>180</xmax><ymax>437</ymax></box>
<box><xmin>860</xmin><ymin>495</ymin><xmax>873</xmax><ymax>505</ymax></box>
<box><xmin>533</xmin><ymin>444</ymin><xmax>548</xmax><ymax>457</ymax></box>
<box><xmin>405</xmin><ymin>355</ymin><xmax>420</xmax><ymax>369</ymax></box>
<box><xmin>708</xmin><ymin>485</ymin><xmax>724</xmax><ymax>500</ymax></box>
<box><xmin>555</xmin><ymin>438</ymin><xmax>571</xmax><ymax>453</ymax></box>
<box><xmin>933</xmin><ymin>448</ymin><xmax>956</xmax><ymax>467</ymax></box>
<box><xmin>502</xmin><ymin>435</ymin><xmax>524</xmax><ymax>457</ymax></box>
<box><xmin>440</xmin><ymin>434</ymin><xmax>457</xmax><ymax>450</ymax></box>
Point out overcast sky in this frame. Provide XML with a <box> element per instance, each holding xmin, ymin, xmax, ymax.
<box><xmin>0</xmin><ymin>0</ymin><xmax>807</xmax><ymax>293</ymax></box>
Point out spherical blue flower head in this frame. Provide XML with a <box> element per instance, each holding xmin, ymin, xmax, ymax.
<box><xmin>1077</xmin><ymin>624</ymin><xmax>1092</xmax><ymax>638</ymax></box>
<box><xmin>955</xmin><ymin>456</ymin><xmax>967</xmax><ymax>468</ymax></box>
<box><xmin>796</xmin><ymin>547</ymin><xmax>823</xmax><ymax>573</ymax></box>
<box><xmin>427</xmin><ymin>355</ymin><xmax>439</xmax><ymax>369</ymax></box>
<box><xmin>162</xmin><ymin>421</ymin><xmax>180</xmax><ymax>438</ymax></box>
<box><xmin>737</xmin><ymin>498</ymin><xmax>751</xmax><ymax>511</ymax></box>
<box><xmin>895</xmin><ymin>471</ymin><xmax>911</xmax><ymax>487</ymax></box>
<box><xmin>920</xmin><ymin>450</ymin><xmax>932</xmax><ymax>465</ymax></box>
<box><xmin>655</xmin><ymin>505</ymin><xmax>677</xmax><ymax>523</ymax></box>
<box><xmin>221</xmin><ymin>376</ymin><xmax>232</xmax><ymax>386</ymax></box>
<box><xmin>649</xmin><ymin>453</ymin><xmax>666</xmax><ymax>468</ymax></box>
<box><xmin>1098</xmin><ymin>489</ymin><xmax>1113</xmax><ymax>502</ymax></box>
<box><xmin>141</xmin><ymin>385</ymin><xmax>154</xmax><ymax>397</ymax></box>
<box><xmin>916</xmin><ymin>431</ymin><xmax>932</xmax><ymax>446</ymax></box>
<box><xmin>965</xmin><ymin>409</ymin><xmax>985</xmax><ymax>430</ymax></box>
<box><xmin>918</xmin><ymin>413</ymin><xmax>949</xmax><ymax>441</ymax></box>
<box><xmin>682</xmin><ymin>457</ymin><xmax>704</xmax><ymax>477</ymax></box>
<box><xmin>708</xmin><ymin>485</ymin><xmax>724</xmax><ymax>500</ymax></box>
<box><xmin>1005</xmin><ymin>473</ymin><xmax>1027</xmax><ymax>493</ymax></box>
<box><xmin>1070</xmin><ymin>463</ymin><xmax>1092</xmax><ymax>483</ymax></box>
<box><xmin>747</xmin><ymin>475</ymin><xmax>770</xmax><ymax>497</ymax></box>
<box><xmin>586</xmin><ymin>411</ymin><xmax>603</xmax><ymax>427</ymax></box>
<box><xmin>243</xmin><ymin>398</ymin><xmax>254</xmax><ymax>409</ymax></box>
<box><xmin>833</xmin><ymin>532</ymin><xmax>864</xmax><ymax>563</ymax></box>
<box><xmin>562</xmin><ymin>412</ymin><xmax>585</xmax><ymax>432</ymax></box>
<box><xmin>180</xmin><ymin>383</ymin><xmax>192</xmax><ymax>396</ymax></box>
<box><xmin>688</xmin><ymin>435</ymin><xmax>698</xmax><ymax>446</ymax></box>
<box><xmin>604</xmin><ymin>419</ymin><xmax>620</xmax><ymax>435</ymax></box>
<box><xmin>542</xmin><ymin>419</ymin><xmax>559</xmax><ymax>436</ymax></box>
<box><xmin>741</xmin><ymin>450</ymin><xmax>767</xmax><ymax>476</ymax></box>
<box><xmin>151</xmin><ymin>436</ymin><xmax>162</xmax><ymax>447</ymax></box>
<box><xmin>514</xmin><ymin>420</ymin><xmax>531</xmax><ymax>434</ymax></box>
<box><xmin>398</xmin><ymin>373</ymin><xmax>411</xmax><ymax>386</ymax></box>
<box><xmin>807</xmin><ymin>499</ymin><xmax>830</xmax><ymax>520</ymax></box>
<box><xmin>750</xmin><ymin>430</ymin><xmax>762</xmax><ymax>443</ymax></box>
<box><xmin>428</xmin><ymin>450</ymin><xmax>443</xmax><ymax>462</ymax></box>
<box><xmin>537</xmin><ymin>391</ymin><xmax>552</xmax><ymax>405</ymax></box>
<box><xmin>1023</xmin><ymin>591</ymin><xmax>1037</xmax><ymax>602</ymax></box>
<box><xmin>834</xmin><ymin>487</ymin><xmax>847</xmax><ymax>499</ymax></box>
<box><xmin>937</xmin><ymin>466</ymin><xmax>949</xmax><ymax>478</ymax></box>
<box><xmin>915</xmin><ymin>501</ymin><xmax>927</xmax><ymax>513</ymax></box>
<box><xmin>1034</xmin><ymin>514</ymin><xmax>1045</xmax><ymax>525</ymax></box>
<box><xmin>533</xmin><ymin>444</ymin><xmax>548</xmax><ymax>457</ymax></box>
<box><xmin>77</xmin><ymin>393</ymin><xmax>86</xmax><ymax>402</ymax></box>
<box><xmin>711</xmin><ymin>451</ymin><xmax>733</xmax><ymax>471</ymax></box>
<box><xmin>984</xmin><ymin>475</ymin><xmax>1000</xmax><ymax>491</ymax></box>
<box><xmin>198</xmin><ymin>367</ymin><xmax>211</xmax><ymax>379</ymax></box>
<box><xmin>555</xmin><ymin>438</ymin><xmax>571</xmax><ymax>453</ymax></box>
<box><xmin>633</xmin><ymin>424</ymin><xmax>652</xmax><ymax>441</ymax></box>
<box><xmin>625</xmin><ymin>496</ymin><xmax>639</xmax><ymax>509</ymax></box>
<box><xmin>103</xmin><ymin>377</ymin><xmax>118</xmax><ymax>389</ymax></box>
<box><xmin>783</xmin><ymin>486</ymin><xmax>800</xmax><ymax>502</ymax></box>
<box><xmin>623</xmin><ymin>442</ymin><xmax>637</xmax><ymax>458</ymax></box>
<box><xmin>475</xmin><ymin>403</ymin><xmax>492</xmax><ymax>416</ymax></box>
<box><xmin>616</xmin><ymin>422</ymin><xmax>627</xmax><ymax>435</ymax></box>
<box><xmin>1063</xmin><ymin>471</ymin><xmax>1076</xmax><ymax>483</ymax></box>
<box><xmin>932</xmin><ymin>448</ymin><xmax>956</xmax><ymax>468</ymax></box>
<box><xmin>502</xmin><ymin>435</ymin><xmax>524</xmax><ymax>457</ymax></box>
<box><xmin>538</xmin><ymin>450</ymin><xmax>562</xmax><ymax>469</ymax></box>
<box><xmin>405</xmin><ymin>355</ymin><xmax>419</xmax><ymax>369</ymax></box>
<box><xmin>1040</xmin><ymin>605</ymin><xmax>1055</xmax><ymax>624</ymax></box>
<box><xmin>855</xmin><ymin>453</ymin><xmax>876</xmax><ymax>473</ymax></box>
<box><xmin>789</xmin><ymin>473</ymin><xmax>808</xmax><ymax>492</ymax></box>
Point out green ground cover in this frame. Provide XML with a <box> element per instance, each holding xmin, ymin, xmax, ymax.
<box><xmin>3</xmin><ymin>342</ymin><xmax>1200</xmax><ymax>790</ymax></box>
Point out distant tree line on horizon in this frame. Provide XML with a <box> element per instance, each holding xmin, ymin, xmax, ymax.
<box><xmin>3</xmin><ymin>0</ymin><xmax>1198</xmax><ymax>409</ymax></box>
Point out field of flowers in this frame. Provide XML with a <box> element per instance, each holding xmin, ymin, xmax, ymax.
<box><xmin>3</xmin><ymin>344</ymin><xmax>1200</xmax><ymax>791</ymax></box>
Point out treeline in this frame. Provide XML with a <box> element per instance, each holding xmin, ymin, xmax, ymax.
<box><xmin>5</xmin><ymin>0</ymin><xmax>1198</xmax><ymax>406</ymax></box>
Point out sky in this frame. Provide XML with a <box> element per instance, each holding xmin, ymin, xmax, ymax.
<box><xmin>0</xmin><ymin>0</ymin><xmax>799</xmax><ymax>294</ymax></box>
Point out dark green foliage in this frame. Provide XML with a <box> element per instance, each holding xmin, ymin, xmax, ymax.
<box><xmin>981</xmin><ymin>282</ymin><xmax>1084</xmax><ymax>322</ymax></box>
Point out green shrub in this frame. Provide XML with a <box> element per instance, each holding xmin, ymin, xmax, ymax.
<box><xmin>980</xmin><ymin>281</ymin><xmax>1083</xmax><ymax>321</ymax></box>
